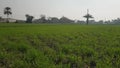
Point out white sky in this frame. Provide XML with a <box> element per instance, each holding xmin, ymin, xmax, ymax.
<box><xmin>0</xmin><ymin>0</ymin><xmax>120</xmax><ymax>21</ymax></box>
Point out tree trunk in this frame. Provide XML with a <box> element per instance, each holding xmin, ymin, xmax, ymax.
<box><xmin>86</xmin><ymin>18</ymin><xmax>89</xmax><ymax>25</ymax></box>
<box><xmin>7</xmin><ymin>14</ymin><xmax>9</xmax><ymax>23</ymax></box>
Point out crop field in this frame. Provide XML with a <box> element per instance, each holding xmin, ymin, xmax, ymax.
<box><xmin>0</xmin><ymin>23</ymin><xmax>120</xmax><ymax>68</ymax></box>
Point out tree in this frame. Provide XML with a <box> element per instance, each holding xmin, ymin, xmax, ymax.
<box><xmin>40</xmin><ymin>14</ymin><xmax>46</xmax><ymax>23</ymax></box>
<box><xmin>83</xmin><ymin>9</ymin><xmax>93</xmax><ymax>25</ymax></box>
<box><xmin>4</xmin><ymin>7</ymin><xmax>12</xmax><ymax>23</ymax></box>
<box><xmin>48</xmin><ymin>17</ymin><xmax>60</xmax><ymax>23</ymax></box>
<box><xmin>111</xmin><ymin>18</ymin><xmax>120</xmax><ymax>24</ymax></box>
<box><xmin>60</xmin><ymin>16</ymin><xmax>74</xmax><ymax>23</ymax></box>
<box><xmin>0</xmin><ymin>17</ymin><xmax>2</xmax><ymax>22</ymax></box>
<box><xmin>25</xmin><ymin>14</ymin><xmax>34</xmax><ymax>23</ymax></box>
<box><xmin>0</xmin><ymin>17</ymin><xmax>2</xmax><ymax>20</ymax></box>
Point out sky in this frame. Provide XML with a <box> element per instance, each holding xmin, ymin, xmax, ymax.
<box><xmin>0</xmin><ymin>0</ymin><xmax>120</xmax><ymax>21</ymax></box>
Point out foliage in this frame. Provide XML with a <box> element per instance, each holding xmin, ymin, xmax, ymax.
<box><xmin>25</xmin><ymin>14</ymin><xmax>34</xmax><ymax>23</ymax></box>
<box><xmin>0</xmin><ymin>24</ymin><xmax>120</xmax><ymax>68</ymax></box>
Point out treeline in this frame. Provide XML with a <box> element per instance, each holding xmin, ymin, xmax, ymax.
<box><xmin>26</xmin><ymin>14</ymin><xmax>120</xmax><ymax>24</ymax></box>
<box><xmin>25</xmin><ymin>14</ymin><xmax>74</xmax><ymax>24</ymax></box>
<box><xmin>90</xmin><ymin>18</ymin><xmax>120</xmax><ymax>24</ymax></box>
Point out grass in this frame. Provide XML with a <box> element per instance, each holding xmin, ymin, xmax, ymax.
<box><xmin>0</xmin><ymin>23</ymin><xmax>120</xmax><ymax>68</ymax></box>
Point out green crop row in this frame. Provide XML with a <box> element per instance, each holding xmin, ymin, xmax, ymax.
<box><xmin>0</xmin><ymin>24</ymin><xmax>120</xmax><ymax>68</ymax></box>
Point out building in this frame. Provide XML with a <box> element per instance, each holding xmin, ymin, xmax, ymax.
<box><xmin>0</xmin><ymin>18</ymin><xmax>17</xmax><ymax>23</ymax></box>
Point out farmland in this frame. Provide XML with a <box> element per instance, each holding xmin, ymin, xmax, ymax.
<box><xmin>0</xmin><ymin>23</ymin><xmax>120</xmax><ymax>68</ymax></box>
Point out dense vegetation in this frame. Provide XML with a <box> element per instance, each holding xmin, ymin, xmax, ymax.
<box><xmin>0</xmin><ymin>24</ymin><xmax>120</xmax><ymax>68</ymax></box>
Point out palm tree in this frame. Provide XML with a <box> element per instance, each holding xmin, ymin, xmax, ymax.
<box><xmin>83</xmin><ymin>9</ymin><xmax>93</xmax><ymax>25</ymax></box>
<box><xmin>4</xmin><ymin>7</ymin><xmax>12</xmax><ymax>23</ymax></box>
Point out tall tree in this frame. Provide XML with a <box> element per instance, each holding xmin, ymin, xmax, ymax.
<box><xmin>83</xmin><ymin>9</ymin><xmax>93</xmax><ymax>25</ymax></box>
<box><xmin>40</xmin><ymin>15</ymin><xmax>46</xmax><ymax>23</ymax></box>
<box><xmin>25</xmin><ymin>14</ymin><xmax>34</xmax><ymax>23</ymax></box>
<box><xmin>4</xmin><ymin>7</ymin><xmax>12</xmax><ymax>23</ymax></box>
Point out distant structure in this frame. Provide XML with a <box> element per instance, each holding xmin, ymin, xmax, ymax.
<box><xmin>83</xmin><ymin>9</ymin><xmax>93</xmax><ymax>25</ymax></box>
<box><xmin>0</xmin><ymin>17</ymin><xmax>25</xmax><ymax>23</ymax></box>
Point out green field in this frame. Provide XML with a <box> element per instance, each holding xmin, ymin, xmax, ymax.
<box><xmin>0</xmin><ymin>24</ymin><xmax>120</xmax><ymax>68</ymax></box>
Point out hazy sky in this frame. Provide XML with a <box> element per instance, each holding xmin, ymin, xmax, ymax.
<box><xmin>0</xmin><ymin>0</ymin><xmax>120</xmax><ymax>21</ymax></box>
